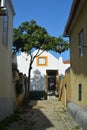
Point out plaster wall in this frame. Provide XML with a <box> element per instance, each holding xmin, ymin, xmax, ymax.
<box><xmin>0</xmin><ymin>0</ymin><xmax>15</xmax><ymax>121</ymax></box>
<box><xmin>17</xmin><ymin>51</ymin><xmax>70</xmax><ymax>91</ymax></box>
<box><xmin>70</xmin><ymin>1</ymin><xmax>87</xmax><ymax>107</ymax></box>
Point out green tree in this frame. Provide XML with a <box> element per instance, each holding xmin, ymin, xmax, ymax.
<box><xmin>13</xmin><ymin>20</ymin><xmax>69</xmax><ymax>96</ymax></box>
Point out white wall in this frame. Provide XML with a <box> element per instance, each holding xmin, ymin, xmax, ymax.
<box><xmin>58</xmin><ymin>57</ymin><xmax>70</xmax><ymax>77</ymax></box>
<box><xmin>17</xmin><ymin>51</ymin><xmax>70</xmax><ymax>90</ymax></box>
<box><xmin>0</xmin><ymin>0</ymin><xmax>15</xmax><ymax>121</ymax></box>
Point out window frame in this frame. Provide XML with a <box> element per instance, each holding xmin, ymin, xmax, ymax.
<box><xmin>36</xmin><ymin>56</ymin><xmax>48</xmax><ymax>66</ymax></box>
<box><xmin>78</xmin><ymin>84</ymin><xmax>82</xmax><ymax>101</ymax></box>
<box><xmin>3</xmin><ymin>15</ymin><xmax>9</xmax><ymax>45</ymax></box>
<box><xmin>79</xmin><ymin>29</ymin><xmax>84</xmax><ymax>57</ymax></box>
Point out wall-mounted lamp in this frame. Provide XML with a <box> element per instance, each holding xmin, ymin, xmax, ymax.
<box><xmin>56</xmin><ymin>42</ymin><xmax>69</xmax><ymax>53</ymax></box>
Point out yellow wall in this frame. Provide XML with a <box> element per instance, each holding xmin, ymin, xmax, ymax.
<box><xmin>70</xmin><ymin>1</ymin><xmax>87</xmax><ymax>107</ymax></box>
<box><xmin>65</xmin><ymin>70</ymin><xmax>71</xmax><ymax>102</ymax></box>
<box><xmin>59</xmin><ymin>77</ymin><xmax>66</xmax><ymax>106</ymax></box>
<box><xmin>59</xmin><ymin>69</ymin><xmax>71</xmax><ymax>107</ymax></box>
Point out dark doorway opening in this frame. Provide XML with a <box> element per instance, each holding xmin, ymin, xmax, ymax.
<box><xmin>46</xmin><ymin>70</ymin><xmax>58</xmax><ymax>96</ymax></box>
<box><xmin>48</xmin><ymin>71</ymin><xmax>56</xmax><ymax>91</ymax></box>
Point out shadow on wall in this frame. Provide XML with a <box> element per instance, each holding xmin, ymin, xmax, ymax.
<box><xmin>30</xmin><ymin>69</ymin><xmax>46</xmax><ymax>91</ymax></box>
<box><xmin>71</xmin><ymin>61</ymin><xmax>87</xmax><ymax>76</ymax></box>
<box><xmin>30</xmin><ymin>70</ymin><xmax>47</xmax><ymax>100</ymax></box>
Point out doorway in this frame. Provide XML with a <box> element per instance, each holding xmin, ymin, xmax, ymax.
<box><xmin>46</xmin><ymin>70</ymin><xmax>58</xmax><ymax>96</ymax></box>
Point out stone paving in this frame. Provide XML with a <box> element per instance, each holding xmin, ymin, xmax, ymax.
<box><xmin>7</xmin><ymin>98</ymin><xmax>83</xmax><ymax>130</ymax></box>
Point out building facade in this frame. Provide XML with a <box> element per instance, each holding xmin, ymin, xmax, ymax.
<box><xmin>64</xmin><ymin>0</ymin><xmax>87</xmax><ymax>129</ymax></box>
<box><xmin>64</xmin><ymin>0</ymin><xmax>87</xmax><ymax>108</ymax></box>
<box><xmin>59</xmin><ymin>65</ymin><xmax>71</xmax><ymax>107</ymax></box>
<box><xmin>0</xmin><ymin>0</ymin><xmax>15</xmax><ymax>121</ymax></box>
<box><xmin>17</xmin><ymin>51</ymin><xmax>70</xmax><ymax>95</ymax></box>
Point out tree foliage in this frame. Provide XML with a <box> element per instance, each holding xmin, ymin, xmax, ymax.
<box><xmin>13</xmin><ymin>20</ymin><xmax>69</xmax><ymax>95</ymax></box>
<box><xmin>13</xmin><ymin>20</ymin><xmax>69</xmax><ymax>53</ymax></box>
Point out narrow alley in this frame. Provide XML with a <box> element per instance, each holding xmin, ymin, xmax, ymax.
<box><xmin>7</xmin><ymin>98</ymin><xmax>83</xmax><ymax>130</ymax></box>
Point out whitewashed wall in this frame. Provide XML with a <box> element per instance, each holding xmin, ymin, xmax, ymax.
<box><xmin>17</xmin><ymin>50</ymin><xmax>70</xmax><ymax>90</ymax></box>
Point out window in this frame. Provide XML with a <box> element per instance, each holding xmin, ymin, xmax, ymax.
<box><xmin>78</xmin><ymin>84</ymin><xmax>82</xmax><ymax>101</ymax></box>
<box><xmin>3</xmin><ymin>15</ymin><xmax>9</xmax><ymax>45</ymax></box>
<box><xmin>79</xmin><ymin>30</ymin><xmax>84</xmax><ymax>56</ymax></box>
<box><xmin>36</xmin><ymin>56</ymin><xmax>48</xmax><ymax>66</ymax></box>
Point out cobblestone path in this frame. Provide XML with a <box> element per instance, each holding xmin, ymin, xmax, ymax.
<box><xmin>8</xmin><ymin>99</ymin><xmax>83</xmax><ymax>130</ymax></box>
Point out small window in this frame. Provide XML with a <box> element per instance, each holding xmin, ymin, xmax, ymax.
<box><xmin>36</xmin><ymin>56</ymin><xmax>48</xmax><ymax>66</ymax></box>
<box><xmin>79</xmin><ymin>30</ymin><xmax>84</xmax><ymax>57</ymax></box>
<box><xmin>78</xmin><ymin>84</ymin><xmax>82</xmax><ymax>101</ymax></box>
<box><xmin>3</xmin><ymin>15</ymin><xmax>9</xmax><ymax>45</ymax></box>
<box><xmin>65</xmin><ymin>84</ymin><xmax>67</xmax><ymax>89</ymax></box>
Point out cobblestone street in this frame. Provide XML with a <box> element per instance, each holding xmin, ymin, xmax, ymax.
<box><xmin>8</xmin><ymin>98</ymin><xmax>83</xmax><ymax>130</ymax></box>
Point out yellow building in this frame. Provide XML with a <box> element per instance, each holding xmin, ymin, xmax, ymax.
<box><xmin>0</xmin><ymin>0</ymin><xmax>15</xmax><ymax>121</ymax></box>
<box><xmin>64</xmin><ymin>0</ymin><xmax>87</xmax><ymax>108</ymax></box>
<box><xmin>59</xmin><ymin>67</ymin><xmax>71</xmax><ymax>107</ymax></box>
<box><xmin>64</xmin><ymin>0</ymin><xmax>87</xmax><ymax>129</ymax></box>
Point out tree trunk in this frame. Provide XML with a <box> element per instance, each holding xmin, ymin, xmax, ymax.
<box><xmin>28</xmin><ymin>63</ymin><xmax>32</xmax><ymax>92</ymax></box>
<box><xmin>27</xmin><ymin>55</ymin><xmax>34</xmax><ymax>98</ymax></box>
<box><xmin>26</xmin><ymin>50</ymin><xmax>44</xmax><ymax>99</ymax></box>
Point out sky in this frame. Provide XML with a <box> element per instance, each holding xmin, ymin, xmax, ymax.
<box><xmin>12</xmin><ymin>0</ymin><xmax>73</xmax><ymax>61</ymax></box>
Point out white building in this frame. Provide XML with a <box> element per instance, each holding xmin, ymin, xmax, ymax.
<box><xmin>17</xmin><ymin>50</ymin><xmax>70</xmax><ymax>91</ymax></box>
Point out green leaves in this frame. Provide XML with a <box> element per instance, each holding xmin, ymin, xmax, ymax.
<box><xmin>13</xmin><ymin>20</ymin><xmax>69</xmax><ymax>53</ymax></box>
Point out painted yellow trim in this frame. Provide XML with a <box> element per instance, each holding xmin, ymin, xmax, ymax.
<box><xmin>36</xmin><ymin>56</ymin><xmax>48</xmax><ymax>66</ymax></box>
<box><xmin>46</xmin><ymin>70</ymin><xmax>58</xmax><ymax>95</ymax></box>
